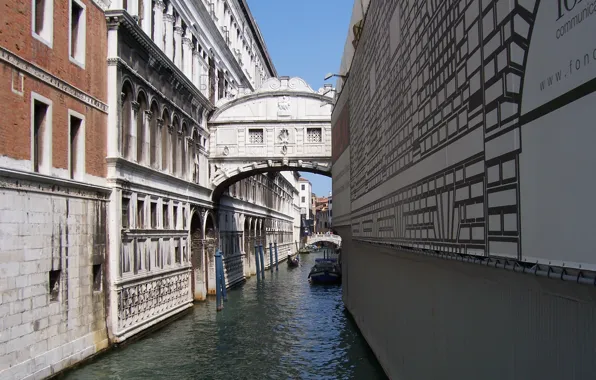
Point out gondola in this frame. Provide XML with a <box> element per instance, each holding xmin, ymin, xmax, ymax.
<box><xmin>287</xmin><ymin>253</ymin><xmax>300</xmax><ymax>267</ymax></box>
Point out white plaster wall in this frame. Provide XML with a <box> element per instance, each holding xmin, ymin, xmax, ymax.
<box><xmin>344</xmin><ymin>240</ymin><xmax>596</xmax><ymax>380</ymax></box>
<box><xmin>0</xmin><ymin>183</ymin><xmax>108</xmax><ymax>380</ymax></box>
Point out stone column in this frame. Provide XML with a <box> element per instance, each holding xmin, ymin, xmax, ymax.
<box><xmin>152</xmin><ymin>1</ymin><xmax>165</xmax><ymax>50</ymax></box>
<box><xmin>107</xmin><ymin>17</ymin><xmax>121</xmax><ymax>158</ymax></box>
<box><xmin>143</xmin><ymin>110</ymin><xmax>152</xmax><ymax>166</ymax></box>
<box><xmin>182</xmin><ymin>28</ymin><xmax>193</xmax><ymax>80</ymax></box>
<box><xmin>130</xmin><ymin>101</ymin><xmax>140</xmax><ymax>161</ymax></box>
<box><xmin>193</xmin><ymin>49</ymin><xmax>201</xmax><ymax>89</ymax></box>
<box><xmin>142</xmin><ymin>0</ymin><xmax>152</xmax><ymax>35</ymax></box>
<box><xmin>164</xmin><ymin>5</ymin><xmax>174</xmax><ymax>61</ymax></box>
<box><xmin>129</xmin><ymin>0</ymin><xmax>139</xmax><ymax>17</ymax></box>
<box><xmin>174</xmin><ymin>24</ymin><xmax>183</xmax><ymax>69</ymax></box>
<box><xmin>157</xmin><ymin>118</ymin><xmax>164</xmax><ymax>168</ymax></box>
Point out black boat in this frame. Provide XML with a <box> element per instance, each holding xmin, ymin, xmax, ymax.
<box><xmin>287</xmin><ymin>254</ymin><xmax>299</xmax><ymax>267</ymax></box>
<box><xmin>308</xmin><ymin>258</ymin><xmax>341</xmax><ymax>284</ymax></box>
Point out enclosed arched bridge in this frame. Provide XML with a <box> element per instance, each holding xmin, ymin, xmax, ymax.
<box><xmin>307</xmin><ymin>233</ymin><xmax>342</xmax><ymax>247</ymax></box>
<box><xmin>208</xmin><ymin>76</ymin><xmax>334</xmax><ymax>200</ymax></box>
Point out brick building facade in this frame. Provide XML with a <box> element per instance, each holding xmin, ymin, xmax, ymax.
<box><xmin>0</xmin><ymin>0</ymin><xmax>110</xmax><ymax>379</ymax></box>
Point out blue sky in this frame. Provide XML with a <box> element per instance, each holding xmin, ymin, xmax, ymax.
<box><xmin>247</xmin><ymin>0</ymin><xmax>353</xmax><ymax>196</ymax></box>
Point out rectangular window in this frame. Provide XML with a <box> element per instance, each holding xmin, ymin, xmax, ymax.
<box><xmin>248</xmin><ymin>129</ymin><xmax>263</xmax><ymax>144</ymax></box>
<box><xmin>301</xmin><ymin>196</ymin><xmax>305</xmax><ymax>203</ymax></box>
<box><xmin>301</xmin><ymin>184</ymin><xmax>305</xmax><ymax>190</ymax></box>
<box><xmin>69</xmin><ymin>113</ymin><xmax>84</xmax><ymax>179</ymax></box>
<box><xmin>69</xmin><ymin>0</ymin><xmax>86</xmax><ymax>67</ymax></box>
<box><xmin>32</xmin><ymin>0</ymin><xmax>53</xmax><ymax>47</ymax></box>
<box><xmin>151</xmin><ymin>202</ymin><xmax>157</xmax><ymax>228</ymax></box>
<box><xmin>175</xmin><ymin>242</ymin><xmax>181</xmax><ymax>264</ymax></box>
<box><xmin>137</xmin><ymin>198</ymin><xmax>145</xmax><ymax>228</ymax></box>
<box><xmin>122</xmin><ymin>197</ymin><xmax>130</xmax><ymax>229</ymax></box>
<box><xmin>32</xmin><ymin>95</ymin><xmax>52</xmax><ymax>174</ymax></box>
<box><xmin>48</xmin><ymin>270</ymin><xmax>60</xmax><ymax>301</ymax></box>
<box><xmin>306</xmin><ymin>128</ymin><xmax>322</xmax><ymax>143</ymax></box>
<box><xmin>162</xmin><ymin>203</ymin><xmax>169</xmax><ymax>229</ymax></box>
<box><xmin>92</xmin><ymin>264</ymin><xmax>101</xmax><ymax>291</ymax></box>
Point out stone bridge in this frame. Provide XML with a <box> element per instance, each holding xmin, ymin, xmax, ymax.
<box><xmin>307</xmin><ymin>233</ymin><xmax>342</xmax><ymax>247</ymax></box>
<box><xmin>208</xmin><ymin>76</ymin><xmax>334</xmax><ymax>199</ymax></box>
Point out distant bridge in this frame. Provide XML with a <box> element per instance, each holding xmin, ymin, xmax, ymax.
<box><xmin>307</xmin><ymin>233</ymin><xmax>342</xmax><ymax>247</ymax></box>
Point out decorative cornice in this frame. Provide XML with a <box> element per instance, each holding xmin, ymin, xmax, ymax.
<box><xmin>0</xmin><ymin>46</ymin><xmax>108</xmax><ymax>113</ymax></box>
<box><xmin>0</xmin><ymin>167</ymin><xmax>110</xmax><ymax>200</ymax></box>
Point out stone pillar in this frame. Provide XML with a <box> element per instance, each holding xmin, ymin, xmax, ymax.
<box><xmin>107</xmin><ymin>17</ymin><xmax>120</xmax><ymax>158</ymax></box>
<box><xmin>129</xmin><ymin>0</ymin><xmax>139</xmax><ymax>17</ymax></box>
<box><xmin>193</xmin><ymin>49</ymin><xmax>201</xmax><ymax>89</ymax></box>
<box><xmin>164</xmin><ymin>5</ymin><xmax>174</xmax><ymax>61</ymax></box>
<box><xmin>142</xmin><ymin>0</ymin><xmax>152</xmax><ymax>35</ymax></box>
<box><xmin>153</xmin><ymin>0</ymin><xmax>165</xmax><ymax>50</ymax></box>
<box><xmin>156</xmin><ymin>118</ymin><xmax>164</xmax><ymax>168</ymax></box>
<box><xmin>143</xmin><ymin>110</ymin><xmax>152</xmax><ymax>166</ymax></box>
<box><xmin>174</xmin><ymin>25</ymin><xmax>183</xmax><ymax>69</ymax></box>
<box><xmin>130</xmin><ymin>101</ymin><xmax>140</xmax><ymax>161</ymax></box>
<box><xmin>182</xmin><ymin>28</ymin><xmax>193</xmax><ymax>80</ymax></box>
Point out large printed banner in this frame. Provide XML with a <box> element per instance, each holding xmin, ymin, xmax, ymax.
<box><xmin>522</xmin><ymin>0</ymin><xmax>596</xmax><ymax>117</ymax></box>
<box><xmin>520</xmin><ymin>0</ymin><xmax>596</xmax><ymax>269</ymax></box>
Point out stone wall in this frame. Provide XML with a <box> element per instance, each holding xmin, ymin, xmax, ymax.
<box><xmin>0</xmin><ymin>174</ymin><xmax>109</xmax><ymax>380</ymax></box>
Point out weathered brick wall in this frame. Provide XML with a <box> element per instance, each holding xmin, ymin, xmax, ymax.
<box><xmin>0</xmin><ymin>0</ymin><xmax>108</xmax><ymax>178</ymax></box>
<box><xmin>0</xmin><ymin>0</ymin><xmax>108</xmax><ymax>100</ymax></box>
<box><xmin>0</xmin><ymin>176</ymin><xmax>109</xmax><ymax>379</ymax></box>
<box><xmin>0</xmin><ymin>66</ymin><xmax>107</xmax><ymax>177</ymax></box>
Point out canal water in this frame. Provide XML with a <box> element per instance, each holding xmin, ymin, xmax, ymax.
<box><xmin>61</xmin><ymin>250</ymin><xmax>387</xmax><ymax>379</ymax></box>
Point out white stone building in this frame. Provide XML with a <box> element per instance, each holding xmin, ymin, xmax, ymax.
<box><xmin>103</xmin><ymin>0</ymin><xmax>303</xmax><ymax>345</ymax></box>
<box><xmin>299</xmin><ymin>178</ymin><xmax>312</xmax><ymax>217</ymax></box>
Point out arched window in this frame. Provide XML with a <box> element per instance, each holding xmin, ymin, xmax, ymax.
<box><xmin>150</xmin><ymin>101</ymin><xmax>159</xmax><ymax>168</ymax></box>
<box><xmin>161</xmin><ymin>109</ymin><xmax>171</xmax><ymax>171</ymax></box>
<box><xmin>120</xmin><ymin>81</ymin><xmax>134</xmax><ymax>158</ymax></box>
<box><xmin>136</xmin><ymin>92</ymin><xmax>148</xmax><ymax>163</ymax></box>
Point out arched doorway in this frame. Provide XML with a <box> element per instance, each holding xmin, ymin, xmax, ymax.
<box><xmin>190</xmin><ymin>211</ymin><xmax>203</xmax><ymax>301</ymax></box>
<box><xmin>204</xmin><ymin>212</ymin><xmax>218</xmax><ymax>295</ymax></box>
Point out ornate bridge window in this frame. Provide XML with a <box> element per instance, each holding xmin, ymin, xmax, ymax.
<box><xmin>306</xmin><ymin>128</ymin><xmax>322</xmax><ymax>143</ymax></box>
<box><xmin>248</xmin><ymin>128</ymin><xmax>264</xmax><ymax>144</ymax></box>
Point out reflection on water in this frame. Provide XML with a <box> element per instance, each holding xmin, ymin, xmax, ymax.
<box><xmin>61</xmin><ymin>250</ymin><xmax>387</xmax><ymax>379</ymax></box>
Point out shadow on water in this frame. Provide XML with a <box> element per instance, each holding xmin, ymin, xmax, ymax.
<box><xmin>59</xmin><ymin>250</ymin><xmax>387</xmax><ymax>380</ymax></box>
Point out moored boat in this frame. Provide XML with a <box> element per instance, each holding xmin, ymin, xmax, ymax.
<box><xmin>308</xmin><ymin>258</ymin><xmax>341</xmax><ymax>284</ymax></box>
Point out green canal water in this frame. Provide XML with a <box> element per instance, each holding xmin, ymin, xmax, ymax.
<box><xmin>61</xmin><ymin>251</ymin><xmax>387</xmax><ymax>379</ymax></box>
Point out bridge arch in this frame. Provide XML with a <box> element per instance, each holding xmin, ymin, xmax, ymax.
<box><xmin>207</xmin><ymin>76</ymin><xmax>334</xmax><ymax>202</ymax></box>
